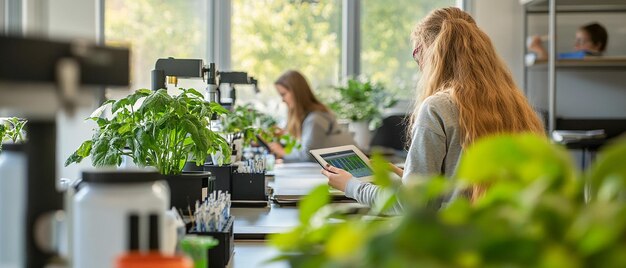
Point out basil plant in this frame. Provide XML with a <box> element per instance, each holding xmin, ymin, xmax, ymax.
<box><xmin>65</xmin><ymin>88</ymin><xmax>230</xmax><ymax>175</ymax></box>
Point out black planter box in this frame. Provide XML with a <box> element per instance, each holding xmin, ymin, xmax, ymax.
<box><xmin>231</xmin><ymin>172</ymin><xmax>267</xmax><ymax>201</ymax></box>
<box><xmin>203</xmin><ymin>165</ymin><xmax>235</xmax><ymax>193</ymax></box>
<box><xmin>189</xmin><ymin>216</ymin><xmax>234</xmax><ymax>268</ymax></box>
<box><xmin>163</xmin><ymin>171</ymin><xmax>214</xmax><ymax>211</ymax></box>
<box><xmin>204</xmin><ymin>165</ymin><xmax>267</xmax><ymax>202</ymax></box>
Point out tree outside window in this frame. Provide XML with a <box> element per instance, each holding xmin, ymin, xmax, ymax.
<box><xmin>361</xmin><ymin>0</ymin><xmax>457</xmax><ymax>99</ymax></box>
<box><xmin>105</xmin><ymin>0</ymin><xmax>208</xmax><ymax>91</ymax></box>
<box><xmin>106</xmin><ymin>0</ymin><xmax>458</xmax><ymax>108</ymax></box>
<box><xmin>231</xmin><ymin>0</ymin><xmax>342</xmax><ymax>115</ymax></box>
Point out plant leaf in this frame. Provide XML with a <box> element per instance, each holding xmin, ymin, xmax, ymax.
<box><xmin>112</xmin><ymin>98</ymin><xmax>131</xmax><ymax>113</ymax></box>
<box><xmin>128</xmin><ymin>88</ymin><xmax>152</xmax><ymax>105</ymax></box>
<box><xmin>90</xmin><ymin>101</ymin><xmax>112</xmax><ymax>118</ymax></box>
<box><xmin>184</xmin><ymin>88</ymin><xmax>204</xmax><ymax>99</ymax></box>
<box><xmin>90</xmin><ymin>135</ymin><xmax>112</xmax><ymax>166</ymax></box>
<box><xmin>299</xmin><ymin>185</ymin><xmax>331</xmax><ymax>224</ymax></box>
<box><xmin>587</xmin><ymin>136</ymin><xmax>626</xmax><ymax>202</ymax></box>
<box><xmin>208</xmin><ymin>102</ymin><xmax>229</xmax><ymax>115</ymax></box>
<box><xmin>139</xmin><ymin>89</ymin><xmax>172</xmax><ymax>114</ymax></box>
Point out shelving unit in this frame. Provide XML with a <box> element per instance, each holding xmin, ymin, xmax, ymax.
<box><xmin>528</xmin><ymin>57</ymin><xmax>626</xmax><ymax>69</ymax></box>
<box><xmin>521</xmin><ymin>0</ymin><xmax>626</xmax><ymax>134</ymax></box>
<box><xmin>522</xmin><ymin>0</ymin><xmax>626</xmax><ymax>13</ymax></box>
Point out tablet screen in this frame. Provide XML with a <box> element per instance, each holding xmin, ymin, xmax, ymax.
<box><xmin>320</xmin><ymin>150</ymin><xmax>373</xmax><ymax>178</ymax></box>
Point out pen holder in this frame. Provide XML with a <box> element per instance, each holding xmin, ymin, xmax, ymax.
<box><xmin>188</xmin><ymin>216</ymin><xmax>235</xmax><ymax>268</ymax></box>
<box><xmin>231</xmin><ymin>172</ymin><xmax>267</xmax><ymax>201</ymax></box>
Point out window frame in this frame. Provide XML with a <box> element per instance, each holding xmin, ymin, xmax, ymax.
<box><xmin>216</xmin><ymin>0</ymin><xmax>465</xmax><ymax>80</ymax></box>
<box><xmin>101</xmin><ymin>0</ymin><xmax>466</xmax><ymax>86</ymax></box>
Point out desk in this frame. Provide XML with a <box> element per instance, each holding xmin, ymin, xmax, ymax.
<box><xmin>232</xmin><ymin>241</ymin><xmax>288</xmax><ymax>268</ymax></box>
<box><xmin>232</xmin><ymin>204</ymin><xmax>299</xmax><ymax>239</ymax></box>
<box><xmin>232</xmin><ymin>163</ymin><xmax>321</xmax><ymax>239</ymax></box>
<box><xmin>228</xmin><ymin>164</ymin><xmax>317</xmax><ymax>267</ymax></box>
<box><xmin>228</xmin><ymin>163</ymin><xmax>324</xmax><ymax>267</ymax></box>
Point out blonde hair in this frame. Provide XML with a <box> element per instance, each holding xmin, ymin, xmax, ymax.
<box><xmin>410</xmin><ymin>7</ymin><xmax>544</xmax><ymax>200</ymax></box>
<box><xmin>275</xmin><ymin>70</ymin><xmax>330</xmax><ymax>138</ymax></box>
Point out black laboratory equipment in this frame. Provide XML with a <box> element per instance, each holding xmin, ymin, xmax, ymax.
<box><xmin>0</xmin><ymin>36</ymin><xmax>129</xmax><ymax>268</ymax></box>
<box><xmin>151</xmin><ymin>58</ymin><xmax>219</xmax><ymax>103</ymax></box>
<box><xmin>150</xmin><ymin>57</ymin><xmax>258</xmax><ymax>110</ymax></box>
<box><xmin>218</xmin><ymin>72</ymin><xmax>259</xmax><ymax>110</ymax></box>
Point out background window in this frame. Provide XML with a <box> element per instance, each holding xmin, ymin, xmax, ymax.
<box><xmin>105</xmin><ymin>0</ymin><xmax>459</xmax><ymax>105</ymax></box>
<box><xmin>231</xmin><ymin>0</ymin><xmax>342</xmax><ymax>113</ymax></box>
<box><xmin>105</xmin><ymin>0</ymin><xmax>208</xmax><ymax>91</ymax></box>
<box><xmin>361</xmin><ymin>0</ymin><xmax>457</xmax><ymax>99</ymax></box>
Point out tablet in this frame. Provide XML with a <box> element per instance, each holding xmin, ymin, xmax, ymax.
<box><xmin>309</xmin><ymin>145</ymin><xmax>373</xmax><ymax>181</ymax></box>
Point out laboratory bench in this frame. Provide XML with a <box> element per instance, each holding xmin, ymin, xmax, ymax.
<box><xmin>232</xmin><ymin>203</ymin><xmax>299</xmax><ymax>240</ymax></box>
<box><xmin>228</xmin><ymin>162</ymin><xmax>322</xmax><ymax>267</ymax></box>
<box><xmin>232</xmin><ymin>241</ymin><xmax>289</xmax><ymax>268</ymax></box>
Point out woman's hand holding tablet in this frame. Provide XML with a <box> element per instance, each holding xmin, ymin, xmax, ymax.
<box><xmin>320</xmin><ymin>164</ymin><xmax>353</xmax><ymax>192</ymax></box>
<box><xmin>310</xmin><ymin>145</ymin><xmax>375</xmax><ymax>192</ymax></box>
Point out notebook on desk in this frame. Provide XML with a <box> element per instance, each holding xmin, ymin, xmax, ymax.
<box><xmin>272</xmin><ymin>177</ymin><xmax>354</xmax><ymax>204</ymax></box>
<box><xmin>273</xmin><ymin>192</ymin><xmax>354</xmax><ymax>205</ymax></box>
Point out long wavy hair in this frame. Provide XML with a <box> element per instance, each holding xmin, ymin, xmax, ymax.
<box><xmin>275</xmin><ymin>70</ymin><xmax>330</xmax><ymax>138</ymax></box>
<box><xmin>410</xmin><ymin>7</ymin><xmax>544</xmax><ymax>200</ymax></box>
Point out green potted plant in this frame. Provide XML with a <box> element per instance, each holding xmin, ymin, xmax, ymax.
<box><xmin>65</xmin><ymin>88</ymin><xmax>230</xmax><ymax>210</ymax></box>
<box><xmin>220</xmin><ymin>104</ymin><xmax>298</xmax><ymax>159</ymax></box>
<box><xmin>269</xmin><ymin>134</ymin><xmax>626</xmax><ymax>267</ymax></box>
<box><xmin>0</xmin><ymin>117</ymin><xmax>27</xmax><ymax>151</ymax></box>
<box><xmin>208</xmin><ymin>104</ymin><xmax>299</xmax><ymax>185</ymax></box>
<box><xmin>327</xmin><ymin>78</ymin><xmax>397</xmax><ymax>151</ymax></box>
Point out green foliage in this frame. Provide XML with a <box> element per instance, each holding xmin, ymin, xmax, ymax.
<box><xmin>270</xmin><ymin>134</ymin><xmax>626</xmax><ymax>267</ymax></box>
<box><xmin>231</xmin><ymin>0</ymin><xmax>454</xmax><ymax>102</ymax></box>
<box><xmin>221</xmin><ymin>105</ymin><xmax>259</xmax><ymax>146</ymax></box>
<box><xmin>105</xmin><ymin>0</ymin><xmax>207</xmax><ymax>89</ymax></box>
<box><xmin>232</xmin><ymin>0</ymin><xmax>341</xmax><ymax>92</ymax></box>
<box><xmin>326</xmin><ymin>78</ymin><xmax>398</xmax><ymax>129</ymax></box>
<box><xmin>65</xmin><ymin>88</ymin><xmax>230</xmax><ymax>175</ymax></box>
<box><xmin>221</xmin><ymin>104</ymin><xmax>300</xmax><ymax>154</ymax></box>
<box><xmin>587</xmin><ymin>139</ymin><xmax>626</xmax><ymax>202</ymax></box>
<box><xmin>0</xmin><ymin>117</ymin><xmax>27</xmax><ymax>152</ymax></box>
<box><xmin>361</xmin><ymin>0</ymin><xmax>456</xmax><ymax>98</ymax></box>
<box><xmin>180</xmin><ymin>235</ymin><xmax>219</xmax><ymax>267</ymax></box>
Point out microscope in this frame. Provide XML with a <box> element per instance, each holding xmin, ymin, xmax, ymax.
<box><xmin>0</xmin><ymin>36</ymin><xmax>129</xmax><ymax>268</ymax></box>
<box><xmin>151</xmin><ymin>57</ymin><xmax>258</xmax><ymax>110</ymax></box>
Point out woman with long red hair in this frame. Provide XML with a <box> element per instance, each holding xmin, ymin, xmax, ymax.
<box><xmin>322</xmin><ymin>7</ymin><xmax>544</xmax><ymax>212</ymax></box>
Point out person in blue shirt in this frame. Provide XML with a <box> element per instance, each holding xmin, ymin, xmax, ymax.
<box><xmin>529</xmin><ymin>22</ymin><xmax>608</xmax><ymax>60</ymax></box>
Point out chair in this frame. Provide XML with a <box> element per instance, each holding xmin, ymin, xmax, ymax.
<box><xmin>369</xmin><ymin>114</ymin><xmax>410</xmax><ymax>153</ymax></box>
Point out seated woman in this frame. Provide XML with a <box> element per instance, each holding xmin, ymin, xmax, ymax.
<box><xmin>321</xmin><ymin>7</ymin><xmax>544</xmax><ymax>213</ymax></box>
<box><xmin>529</xmin><ymin>22</ymin><xmax>608</xmax><ymax>60</ymax></box>
<box><xmin>268</xmin><ymin>70</ymin><xmax>355</xmax><ymax>162</ymax></box>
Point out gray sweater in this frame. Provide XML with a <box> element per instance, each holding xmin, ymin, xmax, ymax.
<box><xmin>283</xmin><ymin>111</ymin><xmax>356</xmax><ymax>162</ymax></box>
<box><xmin>344</xmin><ymin>92</ymin><xmax>462</xmax><ymax>214</ymax></box>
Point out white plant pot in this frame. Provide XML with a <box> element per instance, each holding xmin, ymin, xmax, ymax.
<box><xmin>348</xmin><ymin>120</ymin><xmax>373</xmax><ymax>151</ymax></box>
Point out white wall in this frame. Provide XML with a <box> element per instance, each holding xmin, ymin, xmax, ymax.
<box><xmin>471</xmin><ymin>0</ymin><xmax>525</xmax><ymax>87</ymax></box>
<box><xmin>50</xmin><ymin>0</ymin><xmax>99</xmax><ymax>181</ymax></box>
<box><xmin>21</xmin><ymin>0</ymin><xmax>100</xmax><ymax>181</ymax></box>
<box><xmin>46</xmin><ymin>0</ymin><xmax>97</xmax><ymax>40</ymax></box>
